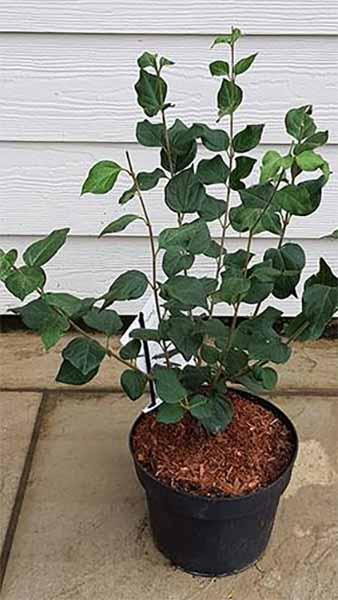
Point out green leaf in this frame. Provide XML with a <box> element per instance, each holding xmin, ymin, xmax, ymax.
<box><xmin>63</xmin><ymin>337</ymin><xmax>106</xmax><ymax>375</ymax></box>
<box><xmin>200</xmin><ymin>317</ymin><xmax>229</xmax><ymax>343</ymax></box>
<box><xmin>217</xmin><ymin>80</ymin><xmax>243</xmax><ymax>119</ymax></box>
<box><xmin>137</xmin><ymin>51</ymin><xmax>157</xmax><ymax>69</ymax></box>
<box><xmin>118</xmin><ymin>186</ymin><xmax>136</xmax><ymax>205</ymax></box>
<box><xmin>191</xmin><ymin>393</ymin><xmax>234</xmax><ymax>434</ymax></box>
<box><xmin>23</xmin><ymin>228</ymin><xmax>69</xmax><ymax>267</ymax></box>
<box><xmin>99</xmin><ymin>214</ymin><xmax>141</xmax><ymax>237</ymax></box>
<box><xmin>135</xmin><ymin>70</ymin><xmax>167</xmax><ymax>117</ymax></box>
<box><xmin>44</xmin><ymin>293</ymin><xmax>94</xmax><ymax>318</ymax></box>
<box><xmin>6</xmin><ymin>266</ymin><xmax>46</xmax><ymax>300</ymax></box>
<box><xmin>189</xmin><ymin>393</ymin><xmax>209</xmax><ymax>413</ymax></box>
<box><xmin>239</xmin><ymin>182</ymin><xmax>275</xmax><ymax>209</ymax></box>
<box><xmin>237</xmin><ymin>366</ymin><xmax>278</xmax><ymax>393</ymax></box>
<box><xmin>296</xmin><ymin>150</ymin><xmax>325</xmax><ymax>171</ymax></box>
<box><xmin>223</xmin><ymin>347</ymin><xmax>248</xmax><ymax>377</ymax></box>
<box><xmin>103</xmin><ymin>270</ymin><xmax>148</xmax><ymax>307</ymax></box>
<box><xmin>159</xmin><ymin>56</ymin><xmax>175</xmax><ymax>69</ymax></box>
<box><xmin>159</xmin><ymin>220</ymin><xmax>211</xmax><ymax>255</ymax></box>
<box><xmin>213</xmin><ymin>275</ymin><xmax>251</xmax><ymax>305</ymax></box>
<box><xmin>242</xmin><ymin>278</ymin><xmax>273</xmax><ymax>304</ymax></box>
<box><xmin>12</xmin><ymin>298</ymin><xmax>54</xmax><ymax>331</ymax></box>
<box><xmin>196</xmin><ymin>155</ymin><xmax>229</xmax><ymax>185</ymax></box>
<box><xmin>303</xmin><ymin>284</ymin><xmax>338</xmax><ymax>339</ymax></box>
<box><xmin>153</xmin><ymin>367</ymin><xmax>186</xmax><ymax>404</ymax></box>
<box><xmin>0</xmin><ymin>249</ymin><xmax>17</xmax><ymax>281</ymax></box>
<box><xmin>264</xmin><ymin>243</ymin><xmax>305</xmax><ymax>299</ymax></box>
<box><xmin>260</xmin><ymin>151</ymin><xmax>282</xmax><ymax>183</ymax></box>
<box><xmin>160</xmin><ymin>119</ymin><xmax>197</xmax><ymax>173</ymax></box>
<box><xmin>230</xmin><ymin>156</ymin><xmax>256</xmax><ymax>189</ymax></box>
<box><xmin>165</xmin><ymin>167</ymin><xmax>205</xmax><ymax>214</ymax></box>
<box><xmin>121</xmin><ymin>369</ymin><xmax>147</xmax><ymax>400</ymax></box>
<box><xmin>136</xmin><ymin>120</ymin><xmax>164</xmax><ymax>147</ymax></box>
<box><xmin>275</xmin><ymin>179</ymin><xmax>323</xmax><ymax>216</ymax></box>
<box><xmin>44</xmin><ymin>292</ymin><xmax>81</xmax><ymax>316</ymax></box>
<box><xmin>192</xmin><ymin>123</ymin><xmax>229</xmax><ymax>152</ymax></box>
<box><xmin>233</xmin><ymin>124</ymin><xmax>264</xmax><ymax>153</ymax></box>
<box><xmin>294</xmin><ymin>131</ymin><xmax>329</xmax><ymax>155</ymax></box>
<box><xmin>209</xmin><ymin>60</ymin><xmax>229</xmax><ymax>77</ymax></box>
<box><xmin>212</xmin><ymin>29</ymin><xmax>242</xmax><ymax>47</ymax></box>
<box><xmin>180</xmin><ymin>365</ymin><xmax>211</xmax><ymax>391</ymax></box>
<box><xmin>156</xmin><ymin>403</ymin><xmax>184</xmax><ymax>424</ymax></box>
<box><xmin>259</xmin><ymin>366</ymin><xmax>278</xmax><ymax>389</ymax></box>
<box><xmin>200</xmin><ymin>344</ymin><xmax>219</xmax><ymax>364</ymax></box>
<box><xmin>198</xmin><ymin>195</ymin><xmax>226</xmax><ymax>222</ymax></box>
<box><xmin>224</xmin><ymin>249</ymin><xmax>254</xmax><ymax>269</ymax></box>
<box><xmin>162</xmin><ymin>247</ymin><xmax>194</xmax><ymax>277</ymax></box>
<box><xmin>234</xmin><ymin>307</ymin><xmax>291</xmax><ymax>364</ymax></box>
<box><xmin>234</xmin><ymin>53</ymin><xmax>257</xmax><ymax>75</ymax></box>
<box><xmin>12</xmin><ymin>298</ymin><xmax>69</xmax><ymax>350</ymax></box>
<box><xmin>81</xmin><ymin>161</ymin><xmax>122</xmax><ymax>195</ymax></box>
<box><xmin>130</xmin><ymin>328</ymin><xmax>161</xmax><ymax>342</ymax></box>
<box><xmin>161</xmin><ymin>276</ymin><xmax>208</xmax><ymax>309</ymax></box>
<box><xmin>119</xmin><ymin>339</ymin><xmax>141</xmax><ymax>360</ymax></box>
<box><xmin>285</xmin><ymin>259</ymin><xmax>338</xmax><ymax>341</ymax></box>
<box><xmin>230</xmin><ymin>205</ymin><xmax>281</xmax><ymax>235</ymax></box>
<box><xmin>302</xmin><ymin>259</ymin><xmax>338</xmax><ymax>337</ymax></box>
<box><xmin>249</xmin><ymin>261</ymin><xmax>281</xmax><ymax>283</ymax></box>
<box><xmin>164</xmin><ymin>316</ymin><xmax>203</xmax><ymax>361</ymax></box>
<box><xmin>285</xmin><ymin>105</ymin><xmax>316</xmax><ymax>141</ymax></box>
<box><xmin>200</xmin><ymin>277</ymin><xmax>218</xmax><ymax>295</ymax></box>
<box><xmin>83</xmin><ymin>307</ymin><xmax>123</xmax><ymax>336</ymax></box>
<box><xmin>203</xmin><ymin>240</ymin><xmax>224</xmax><ymax>258</ymax></box>
<box><xmin>137</xmin><ymin>168</ymin><xmax>166</xmax><ymax>190</ymax></box>
<box><xmin>40</xmin><ymin>324</ymin><xmax>65</xmax><ymax>351</ymax></box>
<box><xmin>56</xmin><ymin>360</ymin><xmax>99</xmax><ymax>385</ymax></box>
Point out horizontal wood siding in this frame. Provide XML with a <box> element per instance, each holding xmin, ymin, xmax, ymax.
<box><xmin>1</xmin><ymin>35</ymin><xmax>337</xmax><ymax>143</ymax></box>
<box><xmin>1</xmin><ymin>142</ymin><xmax>337</xmax><ymax>239</ymax></box>
<box><xmin>0</xmin><ymin>7</ymin><xmax>337</xmax><ymax>314</ymax></box>
<box><xmin>1</xmin><ymin>237</ymin><xmax>337</xmax><ymax>315</ymax></box>
<box><xmin>0</xmin><ymin>1</ymin><xmax>337</xmax><ymax>34</ymax></box>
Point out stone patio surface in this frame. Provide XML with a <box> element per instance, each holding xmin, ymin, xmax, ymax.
<box><xmin>0</xmin><ymin>332</ymin><xmax>337</xmax><ymax>599</ymax></box>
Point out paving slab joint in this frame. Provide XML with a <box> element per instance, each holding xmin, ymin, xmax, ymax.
<box><xmin>0</xmin><ymin>390</ymin><xmax>48</xmax><ymax>591</ymax></box>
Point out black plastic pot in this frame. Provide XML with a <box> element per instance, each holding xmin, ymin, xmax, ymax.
<box><xmin>129</xmin><ymin>390</ymin><xmax>298</xmax><ymax>577</ymax></box>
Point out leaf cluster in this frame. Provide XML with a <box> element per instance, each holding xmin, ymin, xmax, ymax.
<box><xmin>1</xmin><ymin>30</ymin><xmax>337</xmax><ymax>436</ymax></box>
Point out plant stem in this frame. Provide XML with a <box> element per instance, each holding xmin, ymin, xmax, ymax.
<box><xmin>125</xmin><ymin>151</ymin><xmax>170</xmax><ymax>367</ymax></box>
<box><xmin>35</xmin><ymin>289</ymin><xmax>152</xmax><ymax>379</ymax></box>
<box><xmin>209</xmin><ymin>40</ymin><xmax>236</xmax><ymax>317</ymax></box>
<box><xmin>161</xmin><ymin>107</ymin><xmax>175</xmax><ymax>177</ymax></box>
<box><xmin>278</xmin><ymin>212</ymin><xmax>291</xmax><ymax>248</ymax></box>
<box><xmin>223</xmin><ymin>172</ymin><xmax>285</xmax><ymax>361</ymax></box>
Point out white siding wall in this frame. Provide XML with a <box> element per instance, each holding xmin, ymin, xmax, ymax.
<box><xmin>1</xmin><ymin>3</ymin><xmax>337</xmax><ymax>314</ymax></box>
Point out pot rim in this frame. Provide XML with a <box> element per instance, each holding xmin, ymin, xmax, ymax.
<box><xmin>129</xmin><ymin>388</ymin><xmax>299</xmax><ymax>504</ymax></box>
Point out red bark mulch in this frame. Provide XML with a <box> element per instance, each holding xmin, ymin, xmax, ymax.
<box><xmin>132</xmin><ymin>391</ymin><xmax>294</xmax><ymax>498</ymax></box>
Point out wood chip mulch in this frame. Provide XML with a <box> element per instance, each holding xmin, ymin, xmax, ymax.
<box><xmin>132</xmin><ymin>391</ymin><xmax>294</xmax><ymax>498</ymax></box>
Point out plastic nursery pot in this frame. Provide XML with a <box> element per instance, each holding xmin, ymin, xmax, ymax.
<box><xmin>129</xmin><ymin>390</ymin><xmax>298</xmax><ymax>577</ymax></box>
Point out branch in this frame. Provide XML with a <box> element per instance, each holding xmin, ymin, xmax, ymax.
<box><xmin>210</xmin><ymin>39</ymin><xmax>236</xmax><ymax>316</ymax></box>
<box><xmin>125</xmin><ymin>151</ymin><xmax>170</xmax><ymax>367</ymax></box>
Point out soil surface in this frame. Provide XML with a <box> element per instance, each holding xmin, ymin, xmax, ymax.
<box><xmin>132</xmin><ymin>391</ymin><xmax>294</xmax><ymax>497</ymax></box>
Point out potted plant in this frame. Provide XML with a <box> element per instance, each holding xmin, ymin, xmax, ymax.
<box><xmin>1</xmin><ymin>28</ymin><xmax>337</xmax><ymax>577</ymax></box>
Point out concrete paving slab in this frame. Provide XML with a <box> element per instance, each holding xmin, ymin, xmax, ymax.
<box><xmin>1</xmin><ymin>332</ymin><xmax>337</xmax><ymax>392</ymax></box>
<box><xmin>2</xmin><ymin>392</ymin><xmax>338</xmax><ymax>600</ymax></box>
<box><xmin>1</xmin><ymin>331</ymin><xmax>122</xmax><ymax>391</ymax></box>
<box><xmin>0</xmin><ymin>392</ymin><xmax>42</xmax><ymax>550</ymax></box>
